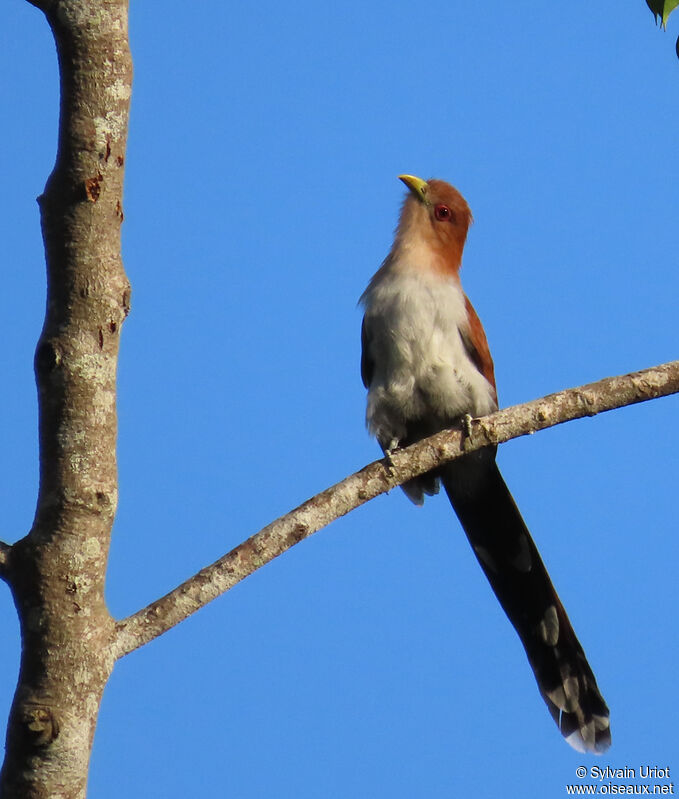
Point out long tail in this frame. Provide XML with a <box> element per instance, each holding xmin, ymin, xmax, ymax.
<box><xmin>441</xmin><ymin>449</ymin><xmax>611</xmax><ymax>753</ymax></box>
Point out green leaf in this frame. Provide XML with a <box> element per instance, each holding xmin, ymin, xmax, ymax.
<box><xmin>663</xmin><ymin>0</ymin><xmax>679</xmax><ymax>26</ymax></box>
<box><xmin>646</xmin><ymin>0</ymin><xmax>679</xmax><ymax>27</ymax></box>
<box><xmin>646</xmin><ymin>0</ymin><xmax>679</xmax><ymax>58</ymax></box>
<box><xmin>647</xmin><ymin>0</ymin><xmax>663</xmax><ymax>23</ymax></box>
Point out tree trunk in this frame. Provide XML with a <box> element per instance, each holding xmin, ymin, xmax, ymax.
<box><xmin>0</xmin><ymin>1</ymin><xmax>131</xmax><ymax>795</ymax></box>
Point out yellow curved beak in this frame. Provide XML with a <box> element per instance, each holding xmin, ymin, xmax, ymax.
<box><xmin>398</xmin><ymin>174</ymin><xmax>429</xmax><ymax>202</ymax></box>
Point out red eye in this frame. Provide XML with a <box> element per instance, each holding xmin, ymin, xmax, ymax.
<box><xmin>434</xmin><ymin>204</ymin><xmax>452</xmax><ymax>221</ymax></box>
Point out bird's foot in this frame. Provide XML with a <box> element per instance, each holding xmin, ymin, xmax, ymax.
<box><xmin>383</xmin><ymin>439</ymin><xmax>399</xmax><ymax>475</ymax></box>
<box><xmin>462</xmin><ymin>413</ymin><xmax>474</xmax><ymax>450</ymax></box>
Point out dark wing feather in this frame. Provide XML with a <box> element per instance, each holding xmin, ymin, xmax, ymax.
<box><xmin>360</xmin><ymin>316</ymin><xmax>374</xmax><ymax>388</ymax></box>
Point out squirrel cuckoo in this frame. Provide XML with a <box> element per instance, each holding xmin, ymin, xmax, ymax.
<box><xmin>360</xmin><ymin>175</ymin><xmax>610</xmax><ymax>753</ymax></box>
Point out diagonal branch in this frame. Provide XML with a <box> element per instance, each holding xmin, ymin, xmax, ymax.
<box><xmin>113</xmin><ymin>359</ymin><xmax>679</xmax><ymax>658</ymax></box>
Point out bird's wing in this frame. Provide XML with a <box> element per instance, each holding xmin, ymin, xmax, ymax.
<box><xmin>460</xmin><ymin>295</ymin><xmax>497</xmax><ymax>393</ymax></box>
<box><xmin>360</xmin><ymin>315</ymin><xmax>374</xmax><ymax>389</ymax></box>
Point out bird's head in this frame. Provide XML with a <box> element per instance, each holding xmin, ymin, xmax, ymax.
<box><xmin>395</xmin><ymin>174</ymin><xmax>473</xmax><ymax>276</ymax></box>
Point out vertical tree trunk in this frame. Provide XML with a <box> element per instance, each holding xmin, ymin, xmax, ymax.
<box><xmin>0</xmin><ymin>1</ymin><xmax>131</xmax><ymax>796</ymax></box>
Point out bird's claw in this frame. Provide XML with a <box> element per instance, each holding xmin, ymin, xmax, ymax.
<box><xmin>383</xmin><ymin>439</ymin><xmax>399</xmax><ymax>475</ymax></box>
<box><xmin>462</xmin><ymin>413</ymin><xmax>474</xmax><ymax>449</ymax></box>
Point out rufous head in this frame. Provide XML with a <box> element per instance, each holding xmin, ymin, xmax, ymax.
<box><xmin>395</xmin><ymin>174</ymin><xmax>473</xmax><ymax>275</ymax></box>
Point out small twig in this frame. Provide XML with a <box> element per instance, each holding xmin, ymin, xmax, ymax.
<box><xmin>113</xmin><ymin>359</ymin><xmax>679</xmax><ymax>658</ymax></box>
<box><xmin>0</xmin><ymin>541</ymin><xmax>10</xmax><ymax>580</ymax></box>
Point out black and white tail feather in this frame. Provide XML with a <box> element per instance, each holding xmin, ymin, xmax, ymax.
<box><xmin>441</xmin><ymin>449</ymin><xmax>610</xmax><ymax>754</ymax></box>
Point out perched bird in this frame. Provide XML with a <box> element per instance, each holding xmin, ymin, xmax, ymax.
<box><xmin>359</xmin><ymin>174</ymin><xmax>611</xmax><ymax>753</ymax></box>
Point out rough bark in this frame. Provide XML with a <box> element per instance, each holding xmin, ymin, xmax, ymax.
<box><xmin>0</xmin><ymin>1</ymin><xmax>131</xmax><ymax>797</ymax></box>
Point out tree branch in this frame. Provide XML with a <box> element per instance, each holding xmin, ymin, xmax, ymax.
<box><xmin>113</xmin><ymin>358</ymin><xmax>679</xmax><ymax>658</ymax></box>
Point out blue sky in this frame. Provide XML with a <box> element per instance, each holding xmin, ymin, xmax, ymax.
<box><xmin>1</xmin><ymin>2</ymin><xmax>678</xmax><ymax>796</ymax></box>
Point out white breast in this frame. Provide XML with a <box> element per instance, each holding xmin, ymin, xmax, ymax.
<box><xmin>361</xmin><ymin>262</ymin><xmax>497</xmax><ymax>449</ymax></box>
